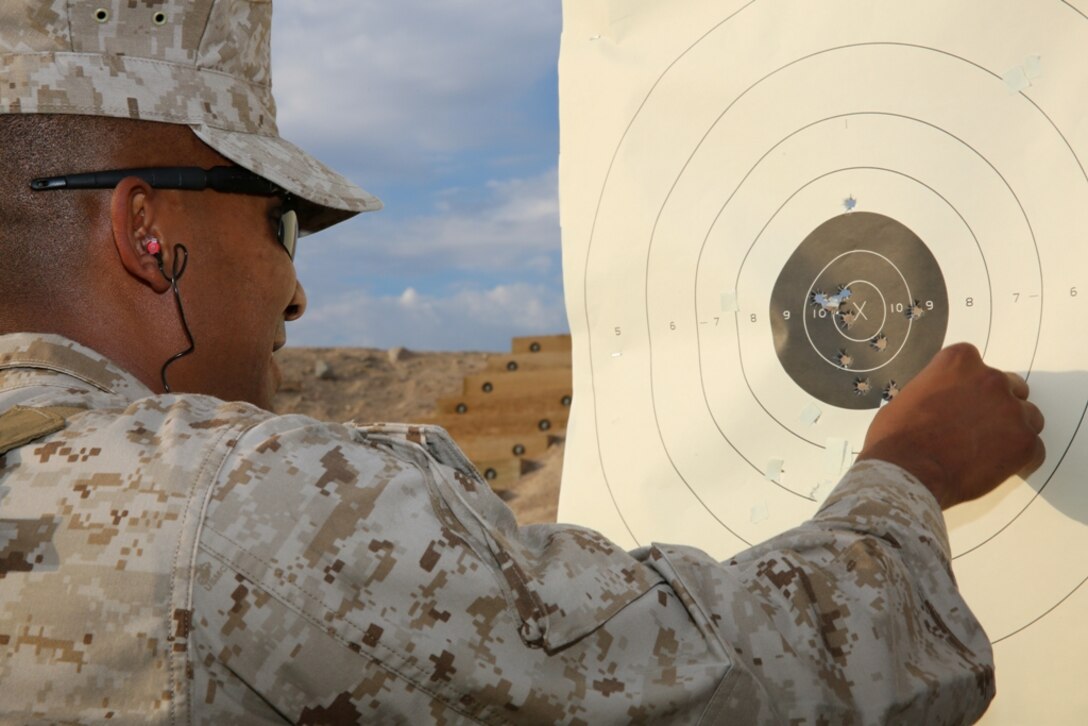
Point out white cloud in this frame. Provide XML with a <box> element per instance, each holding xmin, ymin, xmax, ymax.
<box><xmin>289</xmin><ymin>282</ymin><xmax>569</xmax><ymax>351</ymax></box>
<box><xmin>364</xmin><ymin>167</ymin><xmax>560</xmax><ymax>272</ymax></box>
<box><xmin>296</xmin><ymin>166</ymin><xmax>561</xmax><ymax>281</ymax></box>
<box><xmin>272</xmin><ymin>0</ymin><xmax>561</xmax><ymax>174</ymax></box>
<box><xmin>268</xmin><ymin>2</ymin><xmax>565</xmax><ymax>349</ymax></box>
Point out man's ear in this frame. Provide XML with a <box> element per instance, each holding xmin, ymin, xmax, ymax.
<box><xmin>110</xmin><ymin>177</ymin><xmax>171</xmax><ymax>294</ymax></box>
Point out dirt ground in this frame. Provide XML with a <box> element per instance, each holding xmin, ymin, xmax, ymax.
<box><xmin>272</xmin><ymin>347</ymin><xmax>563</xmax><ymax>524</ymax></box>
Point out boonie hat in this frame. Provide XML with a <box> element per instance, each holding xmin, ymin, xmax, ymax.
<box><xmin>0</xmin><ymin>0</ymin><xmax>381</xmax><ymax>233</ymax></box>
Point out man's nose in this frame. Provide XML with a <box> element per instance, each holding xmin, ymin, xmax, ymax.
<box><xmin>285</xmin><ymin>280</ymin><xmax>307</xmax><ymax>321</ymax></box>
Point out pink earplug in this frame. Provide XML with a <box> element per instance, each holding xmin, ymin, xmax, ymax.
<box><xmin>145</xmin><ymin>237</ymin><xmax>162</xmax><ymax>256</ymax></box>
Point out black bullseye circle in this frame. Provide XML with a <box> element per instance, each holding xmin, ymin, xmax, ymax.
<box><xmin>769</xmin><ymin>211</ymin><xmax>949</xmax><ymax>409</ymax></box>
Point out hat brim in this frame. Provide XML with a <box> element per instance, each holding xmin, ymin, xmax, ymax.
<box><xmin>192</xmin><ymin>124</ymin><xmax>382</xmax><ymax>235</ymax></box>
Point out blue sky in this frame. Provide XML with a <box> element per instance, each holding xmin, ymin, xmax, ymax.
<box><xmin>271</xmin><ymin>1</ymin><xmax>567</xmax><ymax>351</ymax></box>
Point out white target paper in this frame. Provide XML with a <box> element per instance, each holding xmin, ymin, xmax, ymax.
<box><xmin>557</xmin><ymin>1</ymin><xmax>1088</xmax><ymax>721</ymax></box>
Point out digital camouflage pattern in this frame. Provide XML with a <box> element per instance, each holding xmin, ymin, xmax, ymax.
<box><xmin>0</xmin><ymin>334</ymin><xmax>994</xmax><ymax>724</ymax></box>
<box><xmin>0</xmin><ymin>0</ymin><xmax>381</xmax><ymax>233</ymax></box>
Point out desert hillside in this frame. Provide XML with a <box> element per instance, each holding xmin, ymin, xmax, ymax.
<box><xmin>272</xmin><ymin>346</ymin><xmax>564</xmax><ymax>524</ymax></box>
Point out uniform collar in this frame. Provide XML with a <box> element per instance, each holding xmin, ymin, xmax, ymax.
<box><xmin>0</xmin><ymin>333</ymin><xmax>154</xmax><ymax>401</ymax></box>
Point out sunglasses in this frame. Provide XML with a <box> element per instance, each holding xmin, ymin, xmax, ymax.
<box><xmin>30</xmin><ymin>166</ymin><xmax>300</xmax><ymax>260</ymax></box>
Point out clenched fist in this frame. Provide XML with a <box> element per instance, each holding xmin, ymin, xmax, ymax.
<box><xmin>857</xmin><ymin>343</ymin><xmax>1046</xmax><ymax>509</ymax></box>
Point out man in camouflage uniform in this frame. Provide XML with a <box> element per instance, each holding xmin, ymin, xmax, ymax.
<box><xmin>0</xmin><ymin>1</ymin><xmax>1045</xmax><ymax>723</ymax></box>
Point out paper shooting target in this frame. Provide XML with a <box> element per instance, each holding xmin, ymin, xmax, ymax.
<box><xmin>557</xmin><ymin>1</ymin><xmax>1088</xmax><ymax>721</ymax></box>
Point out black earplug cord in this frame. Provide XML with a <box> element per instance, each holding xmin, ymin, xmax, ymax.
<box><xmin>153</xmin><ymin>244</ymin><xmax>195</xmax><ymax>393</ymax></box>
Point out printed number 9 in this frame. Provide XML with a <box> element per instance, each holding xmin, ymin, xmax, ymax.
<box><xmin>782</xmin><ymin>310</ymin><xmax>791</xmax><ymax>321</ymax></box>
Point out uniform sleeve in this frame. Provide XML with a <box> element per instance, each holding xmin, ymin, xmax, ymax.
<box><xmin>646</xmin><ymin>459</ymin><xmax>995</xmax><ymax>723</ymax></box>
<box><xmin>190</xmin><ymin>416</ymin><xmax>993</xmax><ymax>725</ymax></box>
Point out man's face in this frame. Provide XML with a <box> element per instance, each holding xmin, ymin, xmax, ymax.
<box><xmin>158</xmin><ymin>188</ymin><xmax>305</xmax><ymax>409</ymax></box>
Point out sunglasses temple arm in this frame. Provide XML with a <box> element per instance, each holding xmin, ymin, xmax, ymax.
<box><xmin>30</xmin><ymin>168</ymin><xmax>211</xmax><ymax>192</ymax></box>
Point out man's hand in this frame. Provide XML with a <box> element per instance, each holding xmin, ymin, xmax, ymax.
<box><xmin>857</xmin><ymin>343</ymin><xmax>1045</xmax><ymax>509</ymax></box>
